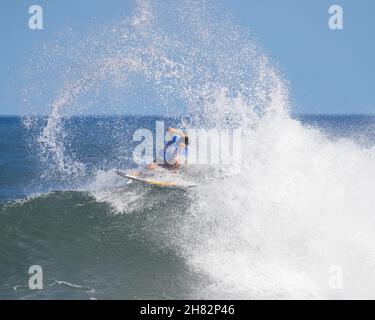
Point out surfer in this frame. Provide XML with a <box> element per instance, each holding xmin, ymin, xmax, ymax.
<box><xmin>127</xmin><ymin>127</ymin><xmax>188</xmax><ymax>178</ymax></box>
<box><xmin>147</xmin><ymin>127</ymin><xmax>189</xmax><ymax>171</ymax></box>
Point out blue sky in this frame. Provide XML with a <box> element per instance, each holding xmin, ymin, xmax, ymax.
<box><xmin>1</xmin><ymin>0</ymin><xmax>374</xmax><ymax>115</ymax></box>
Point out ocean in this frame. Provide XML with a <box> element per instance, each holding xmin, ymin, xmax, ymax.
<box><xmin>1</xmin><ymin>115</ymin><xmax>375</xmax><ymax>299</ymax></box>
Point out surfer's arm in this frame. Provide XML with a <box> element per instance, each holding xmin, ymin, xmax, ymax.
<box><xmin>167</xmin><ymin>127</ymin><xmax>187</xmax><ymax>138</ymax></box>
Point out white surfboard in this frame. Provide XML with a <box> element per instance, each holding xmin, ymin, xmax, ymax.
<box><xmin>115</xmin><ymin>170</ymin><xmax>181</xmax><ymax>187</ymax></box>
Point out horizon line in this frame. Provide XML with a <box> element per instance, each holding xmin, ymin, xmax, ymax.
<box><xmin>0</xmin><ymin>113</ymin><xmax>375</xmax><ymax>118</ymax></box>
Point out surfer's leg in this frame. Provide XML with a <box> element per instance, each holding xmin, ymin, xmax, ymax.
<box><xmin>174</xmin><ymin>159</ymin><xmax>181</xmax><ymax>170</ymax></box>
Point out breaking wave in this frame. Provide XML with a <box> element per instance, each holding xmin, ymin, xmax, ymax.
<box><xmin>19</xmin><ymin>0</ymin><xmax>375</xmax><ymax>299</ymax></box>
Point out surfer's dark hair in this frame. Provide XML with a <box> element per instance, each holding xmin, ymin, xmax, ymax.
<box><xmin>185</xmin><ymin>136</ymin><xmax>189</xmax><ymax>145</ymax></box>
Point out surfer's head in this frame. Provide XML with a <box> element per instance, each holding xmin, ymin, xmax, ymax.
<box><xmin>184</xmin><ymin>136</ymin><xmax>189</xmax><ymax>145</ymax></box>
